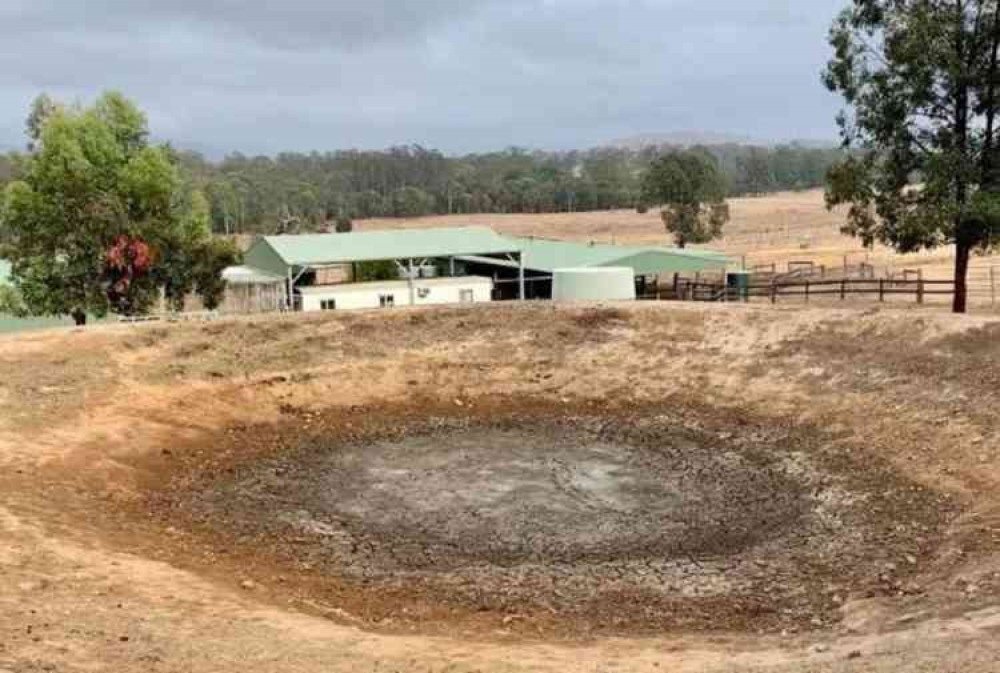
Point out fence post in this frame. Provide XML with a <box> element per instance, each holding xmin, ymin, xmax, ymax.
<box><xmin>879</xmin><ymin>279</ymin><xmax>885</xmax><ymax>302</ymax></box>
<box><xmin>917</xmin><ymin>279</ymin><xmax>924</xmax><ymax>305</ymax></box>
<box><xmin>771</xmin><ymin>281</ymin><xmax>777</xmax><ymax>304</ymax></box>
<box><xmin>805</xmin><ymin>280</ymin><xmax>810</xmax><ymax>303</ymax></box>
<box><xmin>841</xmin><ymin>279</ymin><xmax>847</xmax><ymax>300</ymax></box>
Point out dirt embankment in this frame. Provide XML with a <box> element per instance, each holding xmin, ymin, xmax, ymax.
<box><xmin>1</xmin><ymin>303</ymin><xmax>999</xmax><ymax>673</ymax></box>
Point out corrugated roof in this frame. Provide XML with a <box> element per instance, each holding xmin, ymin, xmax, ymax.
<box><xmin>248</xmin><ymin>226</ymin><xmax>730</xmax><ymax>278</ymax></box>
<box><xmin>475</xmin><ymin>237</ymin><xmax>730</xmax><ymax>274</ymax></box>
<box><xmin>222</xmin><ymin>265</ymin><xmax>286</xmax><ymax>284</ymax></box>
<box><xmin>260</xmin><ymin>226</ymin><xmax>521</xmax><ymax>267</ymax></box>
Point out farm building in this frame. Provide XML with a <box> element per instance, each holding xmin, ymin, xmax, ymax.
<box><xmin>235</xmin><ymin>226</ymin><xmax>730</xmax><ymax>311</ymax></box>
<box><xmin>459</xmin><ymin>236</ymin><xmax>730</xmax><ymax>299</ymax></box>
<box><xmin>298</xmin><ymin>276</ymin><xmax>493</xmax><ymax>311</ymax></box>
<box><xmin>219</xmin><ymin>265</ymin><xmax>288</xmax><ymax>314</ymax></box>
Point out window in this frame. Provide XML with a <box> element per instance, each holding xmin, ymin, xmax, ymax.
<box><xmin>320</xmin><ymin>299</ymin><xmax>336</xmax><ymax>311</ymax></box>
<box><xmin>459</xmin><ymin>289</ymin><xmax>475</xmax><ymax>303</ymax></box>
<box><xmin>379</xmin><ymin>294</ymin><xmax>395</xmax><ymax>308</ymax></box>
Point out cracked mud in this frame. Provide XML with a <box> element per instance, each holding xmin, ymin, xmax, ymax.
<box><xmin>151</xmin><ymin>403</ymin><xmax>955</xmax><ymax>634</ymax></box>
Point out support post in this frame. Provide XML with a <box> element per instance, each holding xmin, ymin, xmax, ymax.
<box><xmin>805</xmin><ymin>280</ymin><xmax>810</xmax><ymax>303</ymax></box>
<box><xmin>407</xmin><ymin>259</ymin><xmax>416</xmax><ymax>306</ymax></box>
<box><xmin>879</xmin><ymin>279</ymin><xmax>885</xmax><ymax>302</ymax></box>
<box><xmin>917</xmin><ymin>279</ymin><xmax>924</xmax><ymax>305</ymax></box>
<box><xmin>449</xmin><ymin>257</ymin><xmax>456</xmax><ymax>277</ymax></box>
<box><xmin>518</xmin><ymin>252</ymin><xmax>526</xmax><ymax>301</ymax></box>
<box><xmin>841</xmin><ymin>279</ymin><xmax>846</xmax><ymax>301</ymax></box>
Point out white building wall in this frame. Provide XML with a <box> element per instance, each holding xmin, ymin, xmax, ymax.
<box><xmin>299</xmin><ymin>277</ymin><xmax>493</xmax><ymax>313</ymax></box>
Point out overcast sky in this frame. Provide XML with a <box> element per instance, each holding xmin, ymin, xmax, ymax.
<box><xmin>0</xmin><ymin>0</ymin><xmax>848</xmax><ymax>156</ymax></box>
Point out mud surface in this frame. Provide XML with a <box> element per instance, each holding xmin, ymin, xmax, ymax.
<box><xmin>152</xmin><ymin>404</ymin><xmax>957</xmax><ymax>634</ymax></box>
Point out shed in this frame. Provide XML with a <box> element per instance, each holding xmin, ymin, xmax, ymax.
<box><xmin>243</xmin><ymin>226</ymin><xmax>527</xmax><ymax>307</ymax></box>
<box><xmin>459</xmin><ymin>237</ymin><xmax>730</xmax><ymax>299</ymax></box>
<box><xmin>219</xmin><ymin>265</ymin><xmax>288</xmax><ymax>315</ymax></box>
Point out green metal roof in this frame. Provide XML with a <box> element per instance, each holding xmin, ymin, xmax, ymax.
<box><xmin>487</xmin><ymin>237</ymin><xmax>730</xmax><ymax>274</ymax></box>
<box><xmin>243</xmin><ymin>226</ymin><xmax>729</xmax><ymax>278</ymax></box>
<box><xmin>254</xmin><ymin>226</ymin><xmax>522</xmax><ymax>270</ymax></box>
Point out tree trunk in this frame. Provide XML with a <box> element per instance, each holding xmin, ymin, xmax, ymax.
<box><xmin>71</xmin><ymin>309</ymin><xmax>87</xmax><ymax>326</ymax></box>
<box><xmin>953</xmin><ymin>241</ymin><xmax>971</xmax><ymax>314</ymax></box>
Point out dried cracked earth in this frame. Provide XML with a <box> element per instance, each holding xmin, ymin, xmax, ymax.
<box><xmin>1</xmin><ymin>302</ymin><xmax>999</xmax><ymax>672</ymax></box>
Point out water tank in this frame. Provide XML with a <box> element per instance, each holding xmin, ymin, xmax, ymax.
<box><xmin>552</xmin><ymin>267</ymin><xmax>636</xmax><ymax>302</ymax></box>
<box><xmin>401</xmin><ymin>264</ymin><xmax>438</xmax><ymax>279</ymax></box>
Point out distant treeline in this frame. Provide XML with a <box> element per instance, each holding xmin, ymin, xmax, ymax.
<box><xmin>0</xmin><ymin>143</ymin><xmax>843</xmax><ymax>235</ymax></box>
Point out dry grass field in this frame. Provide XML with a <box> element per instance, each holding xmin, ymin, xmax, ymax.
<box><xmin>1</xmin><ymin>303</ymin><xmax>999</xmax><ymax>672</ymax></box>
<box><xmin>2</xmin><ymin>193</ymin><xmax>1000</xmax><ymax>673</ymax></box>
<box><xmin>358</xmin><ymin>189</ymin><xmax>1000</xmax><ymax>295</ymax></box>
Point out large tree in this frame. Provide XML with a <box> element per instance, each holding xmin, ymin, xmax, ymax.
<box><xmin>825</xmin><ymin>0</ymin><xmax>1000</xmax><ymax>313</ymax></box>
<box><xmin>0</xmin><ymin>92</ymin><xmax>235</xmax><ymax>324</ymax></box>
<box><xmin>639</xmin><ymin>150</ymin><xmax>731</xmax><ymax>248</ymax></box>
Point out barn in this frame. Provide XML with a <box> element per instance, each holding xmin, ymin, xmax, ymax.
<box><xmin>235</xmin><ymin>226</ymin><xmax>730</xmax><ymax>312</ymax></box>
<box><xmin>458</xmin><ymin>236</ymin><xmax>730</xmax><ymax>300</ymax></box>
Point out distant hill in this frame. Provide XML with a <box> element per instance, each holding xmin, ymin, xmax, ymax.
<box><xmin>607</xmin><ymin>132</ymin><xmax>838</xmax><ymax>151</ymax></box>
<box><xmin>608</xmin><ymin>131</ymin><xmax>756</xmax><ymax>150</ymax></box>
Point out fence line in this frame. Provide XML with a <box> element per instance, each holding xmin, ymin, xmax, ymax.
<box><xmin>647</xmin><ymin>278</ymin><xmax>960</xmax><ymax>306</ymax></box>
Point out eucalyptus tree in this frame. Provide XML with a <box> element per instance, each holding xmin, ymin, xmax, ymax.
<box><xmin>0</xmin><ymin>92</ymin><xmax>237</xmax><ymax>323</ymax></box>
<box><xmin>640</xmin><ymin>150</ymin><xmax>730</xmax><ymax>248</ymax></box>
<box><xmin>825</xmin><ymin>0</ymin><xmax>1000</xmax><ymax>312</ymax></box>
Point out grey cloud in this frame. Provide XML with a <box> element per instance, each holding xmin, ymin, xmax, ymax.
<box><xmin>1</xmin><ymin>0</ymin><xmax>507</xmax><ymax>50</ymax></box>
<box><xmin>0</xmin><ymin>0</ymin><xmax>849</xmax><ymax>155</ymax></box>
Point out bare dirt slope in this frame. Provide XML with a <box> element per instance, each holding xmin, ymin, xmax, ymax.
<box><xmin>1</xmin><ymin>303</ymin><xmax>999</xmax><ymax>672</ymax></box>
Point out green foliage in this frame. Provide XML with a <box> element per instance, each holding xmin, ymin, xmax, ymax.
<box><xmin>25</xmin><ymin>93</ymin><xmax>60</xmax><ymax>152</ymax></box>
<box><xmin>640</xmin><ymin>151</ymin><xmax>731</xmax><ymax>247</ymax></box>
<box><xmin>184</xmin><ymin>190</ymin><xmax>213</xmax><ymax>240</ymax></box>
<box><xmin>0</xmin><ymin>91</ymin><xmax>236</xmax><ymax>322</ymax></box>
<box><xmin>169</xmin><ymin>144</ymin><xmax>841</xmax><ymax>235</ymax></box>
<box><xmin>739</xmin><ymin>148</ymin><xmax>775</xmax><ymax>195</ymax></box>
<box><xmin>391</xmin><ymin>186</ymin><xmax>435</xmax><ymax>217</ymax></box>
<box><xmin>192</xmin><ymin>238</ymin><xmax>241</xmax><ymax>310</ymax></box>
<box><xmin>824</xmin><ymin>0</ymin><xmax>1000</xmax><ymax>313</ymax></box>
<box><xmin>0</xmin><ymin>284</ymin><xmax>28</xmax><ymax>317</ymax></box>
<box><xmin>354</xmin><ymin>260</ymin><xmax>399</xmax><ymax>282</ymax></box>
<box><xmin>335</xmin><ymin>215</ymin><xmax>353</xmax><ymax>233</ymax></box>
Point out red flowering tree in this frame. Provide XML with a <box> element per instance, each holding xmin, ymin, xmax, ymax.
<box><xmin>104</xmin><ymin>235</ymin><xmax>157</xmax><ymax>315</ymax></box>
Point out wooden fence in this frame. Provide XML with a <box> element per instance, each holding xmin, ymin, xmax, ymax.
<box><xmin>747</xmin><ymin>278</ymin><xmax>955</xmax><ymax>304</ymax></box>
<box><xmin>643</xmin><ymin>278</ymin><xmax>958</xmax><ymax>305</ymax></box>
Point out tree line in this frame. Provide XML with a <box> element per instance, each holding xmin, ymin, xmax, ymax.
<box><xmin>106</xmin><ymin>143</ymin><xmax>842</xmax><ymax>235</ymax></box>
<box><xmin>1</xmin><ymin>108</ymin><xmax>842</xmax><ymax>238</ymax></box>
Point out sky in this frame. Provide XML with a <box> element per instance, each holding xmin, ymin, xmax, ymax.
<box><xmin>0</xmin><ymin>0</ymin><xmax>849</xmax><ymax>157</ymax></box>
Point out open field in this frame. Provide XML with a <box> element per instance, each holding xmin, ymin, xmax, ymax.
<box><xmin>1</xmin><ymin>302</ymin><xmax>999</xmax><ymax>672</ymax></box>
<box><xmin>357</xmin><ymin>189</ymin><xmax>1000</xmax><ymax>294</ymax></box>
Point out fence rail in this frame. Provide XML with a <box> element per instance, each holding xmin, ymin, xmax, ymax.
<box><xmin>646</xmin><ymin>278</ymin><xmax>962</xmax><ymax>306</ymax></box>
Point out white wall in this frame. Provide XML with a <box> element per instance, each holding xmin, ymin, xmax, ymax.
<box><xmin>299</xmin><ymin>279</ymin><xmax>493</xmax><ymax>313</ymax></box>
